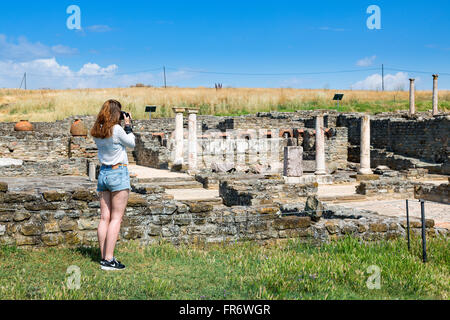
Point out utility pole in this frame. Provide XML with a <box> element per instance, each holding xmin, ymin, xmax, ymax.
<box><xmin>19</xmin><ymin>72</ymin><xmax>27</xmax><ymax>90</ymax></box>
<box><xmin>163</xmin><ymin>66</ymin><xmax>167</xmax><ymax>88</ymax></box>
<box><xmin>381</xmin><ymin>64</ymin><xmax>384</xmax><ymax>91</ymax></box>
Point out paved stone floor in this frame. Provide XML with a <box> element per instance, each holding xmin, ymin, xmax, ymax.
<box><xmin>128</xmin><ymin>165</ymin><xmax>191</xmax><ymax>179</ymax></box>
<box><xmin>337</xmin><ymin>199</ymin><xmax>450</xmax><ymax>229</ymax></box>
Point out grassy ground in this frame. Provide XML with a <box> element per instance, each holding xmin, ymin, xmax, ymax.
<box><xmin>0</xmin><ymin>236</ymin><xmax>448</xmax><ymax>300</ymax></box>
<box><xmin>1</xmin><ymin>88</ymin><xmax>449</xmax><ymax>122</ymax></box>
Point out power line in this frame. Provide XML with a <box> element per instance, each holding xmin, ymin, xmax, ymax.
<box><xmin>165</xmin><ymin>66</ymin><xmax>380</xmax><ymax>76</ymax></box>
<box><xmin>384</xmin><ymin>66</ymin><xmax>450</xmax><ymax>76</ymax></box>
<box><xmin>2</xmin><ymin>65</ymin><xmax>450</xmax><ymax>88</ymax></box>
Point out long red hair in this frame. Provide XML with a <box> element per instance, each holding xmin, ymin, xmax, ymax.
<box><xmin>91</xmin><ymin>100</ymin><xmax>122</xmax><ymax>139</ymax></box>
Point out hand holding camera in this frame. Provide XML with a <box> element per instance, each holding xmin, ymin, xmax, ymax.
<box><xmin>120</xmin><ymin>111</ymin><xmax>132</xmax><ymax>125</ymax></box>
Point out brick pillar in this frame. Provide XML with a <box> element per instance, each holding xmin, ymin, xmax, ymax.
<box><xmin>172</xmin><ymin>107</ymin><xmax>185</xmax><ymax>165</ymax></box>
<box><xmin>409</xmin><ymin>78</ymin><xmax>415</xmax><ymax>115</ymax></box>
<box><xmin>358</xmin><ymin>114</ymin><xmax>373</xmax><ymax>175</ymax></box>
<box><xmin>187</xmin><ymin>108</ymin><xmax>199</xmax><ymax>170</ymax></box>
<box><xmin>432</xmin><ymin>74</ymin><xmax>439</xmax><ymax>115</ymax></box>
<box><xmin>314</xmin><ymin>115</ymin><xmax>327</xmax><ymax>175</ymax></box>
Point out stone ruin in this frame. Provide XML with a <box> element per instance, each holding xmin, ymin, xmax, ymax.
<box><xmin>0</xmin><ymin>108</ymin><xmax>449</xmax><ymax>247</ymax></box>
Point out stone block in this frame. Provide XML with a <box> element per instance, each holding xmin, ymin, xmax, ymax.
<box><xmin>127</xmin><ymin>193</ymin><xmax>148</xmax><ymax>207</ymax></box>
<box><xmin>72</xmin><ymin>189</ymin><xmax>96</xmax><ymax>201</ymax></box>
<box><xmin>44</xmin><ymin>221</ymin><xmax>60</xmax><ymax>233</ymax></box>
<box><xmin>369</xmin><ymin>222</ymin><xmax>388</xmax><ymax>233</ymax></box>
<box><xmin>283</xmin><ymin>146</ymin><xmax>303</xmax><ymax>177</ymax></box>
<box><xmin>15</xmin><ymin>235</ymin><xmax>39</xmax><ymax>246</ymax></box>
<box><xmin>77</xmin><ymin>218</ymin><xmax>99</xmax><ymax>230</ymax></box>
<box><xmin>64</xmin><ymin>231</ymin><xmax>81</xmax><ymax>245</ymax></box>
<box><xmin>21</xmin><ymin>222</ymin><xmax>42</xmax><ymax>236</ymax></box>
<box><xmin>41</xmin><ymin>234</ymin><xmax>63</xmax><ymax>246</ymax></box>
<box><xmin>273</xmin><ymin>216</ymin><xmax>311</xmax><ymax>230</ymax></box>
<box><xmin>355</xmin><ymin>174</ymin><xmax>380</xmax><ymax>181</ymax></box>
<box><xmin>0</xmin><ymin>212</ymin><xmax>13</xmax><ymax>222</ymax></box>
<box><xmin>0</xmin><ymin>182</ymin><xmax>7</xmax><ymax>193</ymax></box>
<box><xmin>13</xmin><ymin>211</ymin><xmax>31</xmax><ymax>222</ymax></box>
<box><xmin>43</xmin><ymin>191</ymin><xmax>67</xmax><ymax>202</ymax></box>
<box><xmin>24</xmin><ymin>202</ymin><xmax>58</xmax><ymax>211</ymax></box>
<box><xmin>325</xmin><ymin>221</ymin><xmax>338</xmax><ymax>234</ymax></box>
<box><xmin>59</xmin><ymin>217</ymin><xmax>78</xmax><ymax>232</ymax></box>
<box><xmin>188</xmin><ymin>202</ymin><xmax>213</xmax><ymax>213</ymax></box>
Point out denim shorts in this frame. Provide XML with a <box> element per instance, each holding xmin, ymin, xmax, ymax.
<box><xmin>97</xmin><ymin>165</ymin><xmax>131</xmax><ymax>192</ymax></box>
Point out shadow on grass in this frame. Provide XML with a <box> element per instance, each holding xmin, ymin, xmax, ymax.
<box><xmin>73</xmin><ymin>246</ymin><xmax>101</xmax><ymax>262</ymax></box>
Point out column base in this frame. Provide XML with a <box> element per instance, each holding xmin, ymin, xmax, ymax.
<box><xmin>314</xmin><ymin>170</ymin><xmax>327</xmax><ymax>175</ymax></box>
<box><xmin>358</xmin><ymin>168</ymin><xmax>373</xmax><ymax>175</ymax></box>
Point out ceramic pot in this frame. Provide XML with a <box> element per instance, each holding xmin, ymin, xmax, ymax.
<box><xmin>70</xmin><ymin>119</ymin><xmax>88</xmax><ymax>136</ymax></box>
<box><xmin>14</xmin><ymin>120</ymin><xmax>33</xmax><ymax>132</ymax></box>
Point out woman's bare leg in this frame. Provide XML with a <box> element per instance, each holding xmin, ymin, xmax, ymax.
<box><xmin>104</xmin><ymin>189</ymin><xmax>129</xmax><ymax>261</ymax></box>
<box><xmin>98</xmin><ymin>191</ymin><xmax>112</xmax><ymax>260</ymax></box>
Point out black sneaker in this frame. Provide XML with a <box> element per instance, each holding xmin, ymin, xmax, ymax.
<box><xmin>101</xmin><ymin>257</ymin><xmax>126</xmax><ymax>271</ymax></box>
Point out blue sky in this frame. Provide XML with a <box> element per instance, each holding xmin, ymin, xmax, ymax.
<box><xmin>0</xmin><ymin>0</ymin><xmax>449</xmax><ymax>89</ymax></box>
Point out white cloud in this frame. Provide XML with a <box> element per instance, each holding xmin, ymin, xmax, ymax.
<box><xmin>0</xmin><ymin>58</ymin><xmax>121</xmax><ymax>89</ymax></box>
<box><xmin>356</xmin><ymin>55</ymin><xmax>377</xmax><ymax>67</ymax></box>
<box><xmin>0</xmin><ymin>35</ymin><xmax>78</xmax><ymax>61</ymax></box>
<box><xmin>351</xmin><ymin>72</ymin><xmax>409</xmax><ymax>91</ymax></box>
<box><xmin>0</xmin><ymin>58</ymin><xmax>195</xmax><ymax>89</ymax></box>
<box><xmin>51</xmin><ymin>45</ymin><xmax>79</xmax><ymax>55</ymax></box>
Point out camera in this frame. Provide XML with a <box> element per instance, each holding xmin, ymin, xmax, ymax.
<box><xmin>119</xmin><ymin>111</ymin><xmax>130</xmax><ymax>121</ymax></box>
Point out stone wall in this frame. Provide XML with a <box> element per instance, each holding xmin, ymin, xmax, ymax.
<box><xmin>0</xmin><ymin>131</ymin><xmax>69</xmax><ymax>161</ymax></box>
<box><xmin>356</xmin><ymin>179</ymin><xmax>417</xmax><ymax>196</ymax></box>
<box><xmin>337</xmin><ymin>114</ymin><xmax>450</xmax><ymax>167</ymax></box>
<box><xmin>0</xmin><ymin>159</ymin><xmax>88</xmax><ymax>177</ymax></box>
<box><xmin>1</xmin><ymin>181</ymin><xmax>446</xmax><ymax>248</ymax></box>
<box><xmin>134</xmin><ymin>133</ymin><xmax>170</xmax><ymax>169</ymax></box>
<box><xmin>414</xmin><ymin>182</ymin><xmax>449</xmax><ymax>204</ymax></box>
<box><xmin>219</xmin><ymin>179</ymin><xmax>318</xmax><ymax>206</ymax></box>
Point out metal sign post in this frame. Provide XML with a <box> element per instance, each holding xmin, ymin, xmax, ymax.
<box><xmin>406</xmin><ymin>199</ymin><xmax>411</xmax><ymax>251</ymax></box>
<box><xmin>333</xmin><ymin>94</ymin><xmax>344</xmax><ymax>112</ymax></box>
<box><xmin>145</xmin><ymin>105</ymin><xmax>157</xmax><ymax>120</ymax></box>
<box><xmin>420</xmin><ymin>200</ymin><xmax>427</xmax><ymax>263</ymax></box>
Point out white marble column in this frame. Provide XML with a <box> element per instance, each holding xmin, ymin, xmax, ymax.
<box><xmin>187</xmin><ymin>108</ymin><xmax>199</xmax><ymax>170</ymax></box>
<box><xmin>358</xmin><ymin>114</ymin><xmax>373</xmax><ymax>175</ymax></box>
<box><xmin>173</xmin><ymin>107</ymin><xmax>185</xmax><ymax>165</ymax></box>
<box><xmin>432</xmin><ymin>74</ymin><xmax>439</xmax><ymax>115</ymax></box>
<box><xmin>314</xmin><ymin>115</ymin><xmax>327</xmax><ymax>175</ymax></box>
<box><xmin>409</xmin><ymin>78</ymin><xmax>415</xmax><ymax>115</ymax></box>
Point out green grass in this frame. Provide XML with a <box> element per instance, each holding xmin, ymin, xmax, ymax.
<box><xmin>0</xmin><ymin>237</ymin><xmax>448</xmax><ymax>300</ymax></box>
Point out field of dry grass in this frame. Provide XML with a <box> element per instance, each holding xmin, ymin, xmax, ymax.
<box><xmin>1</xmin><ymin>87</ymin><xmax>449</xmax><ymax>122</ymax></box>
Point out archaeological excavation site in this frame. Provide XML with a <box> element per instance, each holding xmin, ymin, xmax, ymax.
<box><xmin>0</xmin><ymin>107</ymin><xmax>449</xmax><ymax>248</ymax></box>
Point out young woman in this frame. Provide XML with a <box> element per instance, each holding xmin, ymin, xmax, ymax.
<box><xmin>91</xmin><ymin>99</ymin><xmax>135</xmax><ymax>271</ymax></box>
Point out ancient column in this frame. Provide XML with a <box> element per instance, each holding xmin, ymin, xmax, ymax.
<box><xmin>172</xmin><ymin>107</ymin><xmax>186</xmax><ymax>165</ymax></box>
<box><xmin>409</xmin><ymin>78</ymin><xmax>415</xmax><ymax>115</ymax></box>
<box><xmin>314</xmin><ymin>115</ymin><xmax>327</xmax><ymax>175</ymax></box>
<box><xmin>187</xmin><ymin>108</ymin><xmax>199</xmax><ymax>170</ymax></box>
<box><xmin>432</xmin><ymin>74</ymin><xmax>439</xmax><ymax>115</ymax></box>
<box><xmin>358</xmin><ymin>114</ymin><xmax>373</xmax><ymax>175</ymax></box>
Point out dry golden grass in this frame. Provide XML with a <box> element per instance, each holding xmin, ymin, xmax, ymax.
<box><xmin>1</xmin><ymin>87</ymin><xmax>449</xmax><ymax>122</ymax></box>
